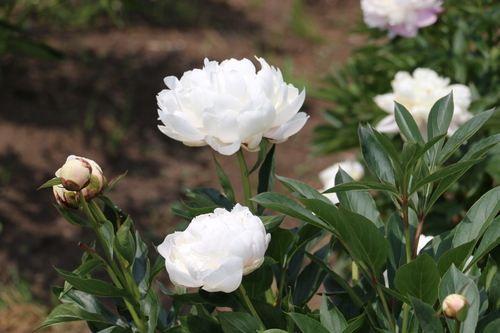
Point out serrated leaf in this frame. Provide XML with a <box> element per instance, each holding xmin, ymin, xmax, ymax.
<box><xmin>394</xmin><ymin>254</ymin><xmax>440</xmax><ymax>305</ymax></box>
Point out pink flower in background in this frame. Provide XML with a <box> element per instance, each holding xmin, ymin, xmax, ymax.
<box><xmin>361</xmin><ymin>0</ymin><xmax>443</xmax><ymax>38</ymax></box>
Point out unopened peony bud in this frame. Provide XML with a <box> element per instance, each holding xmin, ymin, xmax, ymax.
<box><xmin>57</xmin><ymin>158</ymin><xmax>92</xmax><ymax>191</ymax></box>
<box><xmin>53</xmin><ymin>186</ymin><xmax>79</xmax><ymax>209</ymax></box>
<box><xmin>54</xmin><ymin>155</ymin><xmax>107</xmax><ymax>203</ymax></box>
<box><xmin>442</xmin><ymin>294</ymin><xmax>468</xmax><ymax>320</ymax></box>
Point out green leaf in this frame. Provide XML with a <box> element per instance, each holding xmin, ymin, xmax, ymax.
<box><xmin>242</xmin><ymin>264</ymin><xmax>273</xmax><ymax>298</ymax></box>
<box><xmin>409</xmin><ymin>296</ymin><xmax>444</xmax><ymax>333</ymax></box>
<box><xmin>36</xmin><ymin>303</ymin><xmax>111</xmax><ymax>330</ymax></box>
<box><xmin>478</xmin><ymin>257</ymin><xmax>500</xmax><ymax>311</ymax></box>
<box><xmin>133</xmin><ymin>231</ymin><xmax>150</xmax><ymax>294</ymax></box>
<box><xmin>277</xmin><ymin>176</ymin><xmax>332</xmax><ymax>202</ymax></box>
<box><xmin>214</xmin><ymin>156</ymin><xmax>236</xmax><ymax>204</ymax></box>
<box><xmin>54</xmin><ymin>204</ymin><xmax>90</xmax><ymax>227</ymax></box>
<box><xmin>394</xmin><ymin>102</ymin><xmax>425</xmax><ymax>145</ymax></box>
<box><xmin>301</xmin><ymin>199</ymin><xmax>389</xmax><ymax>276</ymax></box>
<box><xmin>303</xmin><ymin>251</ymin><xmax>363</xmax><ymax>309</ymax></box>
<box><xmin>469</xmin><ymin>217</ymin><xmax>500</xmax><ymax>270</ymax></box>
<box><xmin>103</xmin><ymin>171</ymin><xmax>128</xmax><ymax>193</ymax></box>
<box><xmin>439</xmin><ymin>265</ymin><xmax>480</xmax><ymax>333</ymax></box>
<box><xmin>286</xmin><ymin>312</ymin><xmax>330</xmax><ymax>333</ymax></box>
<box><xmin>358</xmin><ymin>124</ymin><xmax>395</xmax><ymax>184</ymax></box>
<box><xmin>323</xmin><ymin>181</ymin><xmax>400</xmax><ymax>198</ymax></box>
<box><xmin>114</xmin><ymin>217</ymin><xmax>136</xmax><ymax>268</ymax></box>
<box><xmin>335</xmin><ymin>169</ymin><xmax>383</xmax><ymax>228</ymax></box>
<box><xmin>259</xmin><ymin>215</ymin><xmax>284</xmax><ymax>232</ymax></box>
<box><xmin>293</xmin><ymin>244</ymin><xmax>329</xmax><ymax>306</ymax></box>
<box><xmin>258</xmin><ymin>144</ymin><xmax>276</xmax><ymax>195</ymax></box>
<box><xmin>252</xmin><ymin>193</ymin><xmax>335</xmax><ymax>233</ymax></box>
<box><xmin>320</xmin><ymin>295</ymin><xmax>347</xmax><ymax>333</ymax></box>
<box><xmin>460</xmin><ymin>134</ymin><xmax>500</xmax><ymax>162</ymax></box>
<box><xmin>38</xmin><ymin>177</ymin><xmax>62</xmax><ymax>189</ymax></box>
<box><xmin>99</xmin><ymin>220</ymin><xmax>115</xmax><ymax>258</ymax></box>
<box><xmin>341</xmin><ymin>312</ymin><xmax>367</xmax><ymax>333</ymax></box>
<box><xmin>179</xmin><ymin>314</ymin><xmax>222</xmax><ymax>333</ymax></box>
<box><xmin>149</xmin><ymin>252</ymin><xmax>165</xmax><ymax>285</ymax></box>
<box><xmin>394</xmin><ymin>254</ymin><xmax>440</xmax><ymax>305</ymax></box>
<box><xmin>140</xmin><ymin>288</ymin><xmax>160</xmax><ymax>333</ymax></box>
<box><xmin>409</xmin><ymin>158</ymin><xmax>484</xmax><ymax>196</ymax></box>
<box><xmin>453</xmin><ymin>186</ymin><xmax>500</xmax><ymax>247</ymax></box>
<box><xmin>248</xmin><ymin>139</ymin><xmax>270</xmax><ymax>174</ymax></box>
<box><xmin>218</xmin><ymin>311</ymin><xmax>261</xmax><ymax>333</ymax></box>
<box><xmin>56</xmin><ymin>268</ymin><xmax>131</xmax><ymax>298</ymax></box>
<box><xmin>438</xmin><ymin>108</ymin><xmax>496</xmax><ymax>165</ymax></box>
<box><xmin>59</xmin><ymin>258</ymin><xmax>105</xmax><ymax>297</ymax></box>
<box><xmin>437</xmin><ymin>240</ymin><xmax>475</xmax><ymax>276</ymax></box>
<box><xmin>266</xmin><ymin>228</ymin><xmax>294</xmax><ymax>266</ymax></box>
<box><xmin>427</xmin><ymin>92</ymin><xmax>454</xmax><ymax>141</ymax></box>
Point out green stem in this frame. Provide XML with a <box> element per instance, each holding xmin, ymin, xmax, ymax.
<box><xmin>375</xmin><ymin>283</ymin><xmax>395</xmax><ymax>333</ymax></box>
<box><xmin>236</xmin><ymin>150</ymin><xmax>255</xmax><ymax>214</ymax></box>
<box><xmin>454</xmin><ymin>320</ymin><xmax>461</xmax><ymax>333</ymax></box>
<box><xmin>352</xmin><ymin>262</ymin><xmax>359</xmax><ymax>285</ymax></box>
<box><xmin>402</xmin><ymin>303</ymin><xmax>410</xmax><ymax>333</ymax></box>
<box><xmin>79</xmin><ymin>194</ymin><xmax>146</xmax><ymax>333</ymax></box>
<box><xmin>237</xmin><ymin>284</ymin><xmax>266</xmax><ymax>330</ymax></box>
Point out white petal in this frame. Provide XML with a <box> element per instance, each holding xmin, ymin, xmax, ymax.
<box><xmin>374</xmin><ymin>93</ymin><xmax>395</xmax><ymax>113</ymax></box>
<box><xmin>375</xmin><ymin>115</ymin><xmax>399</xmax><ymax>133</ymax></box>
<box><xmin>273</xmin><ymin>88</ymin><xmax>306</xmax><ymax>127</ymax></box>
<box><xmin>202</xmin><ymin>257</ymin><xmax>244</xmax><ymax>293</ymax></box>
<box><xmin>265</xmin><ymin>112</ymin><xmax>309</xmax><ymax>142</ymax></box>
<box><xmin>204</xmin><ymin>136</ymin><xmax>241</xmax><ymax>155</ymax></box>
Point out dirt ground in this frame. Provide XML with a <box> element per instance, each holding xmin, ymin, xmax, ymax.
<box><xmin>0</xmin><ymin>0</ymin><xmax>362</xmax><ymax>322</ymax></box>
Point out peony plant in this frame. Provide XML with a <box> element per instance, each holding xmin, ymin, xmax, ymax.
<box><xmin>37</xmin><ymin>57</ymin><xmax>500</xmax><ymax>333</ymax></box>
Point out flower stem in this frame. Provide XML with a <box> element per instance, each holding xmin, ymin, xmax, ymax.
<box><xmin>237</xmin><ymin>284</ymin><xmax>266</xmax><ymax>330</ymax></box>
<box><xmin>402</xmin><ymin>303</ymin><xmax>410</xmax><ymax>333</ymax></box>
<box><xmin>79</xmin><ymin>194</ymin><xmax>146</xmax><ymax>333</ymax></box>
<box><xmin>454</xmin><ymin>320</ymin><xmax>461</xmax><ymax>333</ymax></box>
<box><xmin>375</xmin><ymin>283</ymin><xmax>395</xmax><ymax>333</ymax></box>
<box><xmin>236</xmin><ymin>150</ymin><xmax>255</xmax><ymax>214</ymax></box>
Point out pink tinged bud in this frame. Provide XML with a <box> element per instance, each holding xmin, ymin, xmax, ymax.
<box><xmin>442</xmin><ymin>294</ymin><xmax>468</xmax><ymax>320</ymax></box>
<box><xmin>57</xmin><ymin>158</ymin><xmax>92</xmax><ymax>191</ymax></box>
<box><xmin>53</xmin><ymin>186</ymin><xmax>80</xmax><ymax>209</ymax></box>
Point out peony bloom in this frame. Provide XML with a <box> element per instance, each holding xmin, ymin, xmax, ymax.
<box><xmin>157</xmin><ymin>57</ymin><xmax>307</xmax><ymax>155</ymax></box>
<box><xmin>442</xmin><ymin>294</ymin><xmax>468</xmax><ymax>319</ymax></box>
<box><xmin>319</xmin><ymin>159</ymin><xmax>364</xmax><ymax>204</ymax></box>
<box><xmin>361</xmin><ymin>0</ymin><xmax>442</xmax><ymax>38</ymax></box>
<box><xmin>374</xmin><ymin>68</ymin><xmax>472</xmax><ymax>139</ymax></box>
<box><xmin>158</xmin><ymin>204</ymin><xmax>271</xmax><ymax>293</ymax></box>
<box><xmin>53</xmin><ymin>155</ymin><xmax>107</xmax><ymax>205</ymax></box>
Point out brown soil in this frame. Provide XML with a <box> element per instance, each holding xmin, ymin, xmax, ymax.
<box><xmin>0</xmin><ymin>0</ymin><xmax>362</xmax><ymax>329</ymax></box>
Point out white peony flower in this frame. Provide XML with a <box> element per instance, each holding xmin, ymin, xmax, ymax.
<box><xmin>158</xmin><ymin>204</ymin><xmax>271</xmax><ymax>293</ymax></box>
<box><xmin>157</xmin><ymin>57</ymin><xmax>307</xmax><ymax>155</ymax></box>
<box><xmin>374</xmin><ymin>68</ymin><xmax>472</xmax><ymax>139</ymax></box>
<box><xmin>319</xmin><ymin>160</ymin><xmax>364</xmax><ymax>204</ymax></box>
<box><xmin>361</xmin><ymin>0</ymin><xmax>442</xmax><ymax>38</ymax></box>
